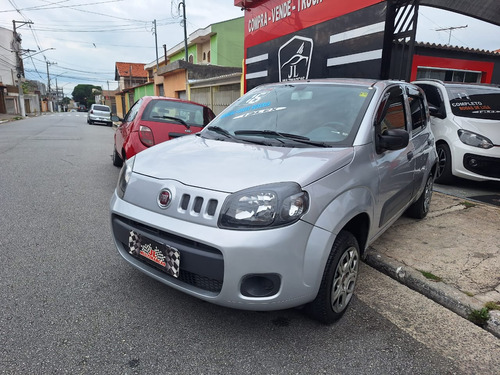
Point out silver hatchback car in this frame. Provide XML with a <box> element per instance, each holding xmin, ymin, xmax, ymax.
<box><xmin>87</xmin><ymin>104</ymin><xmax>112</xmax><ymax>126</ymax></box>
<box><xmin>110</xmin><ymin>79</ymin><xmax>437</xmax><ymax>323</ymax></box>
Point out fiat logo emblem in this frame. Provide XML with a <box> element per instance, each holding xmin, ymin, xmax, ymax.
<box><xmin>157</xmin><ymin>188</ymin><xmax>172</xmax><ymax>209</ymax></box>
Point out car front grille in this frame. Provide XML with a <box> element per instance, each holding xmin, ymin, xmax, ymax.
<box><xmin>463</xmin><ymin>153</ymin><xmax>500</xmax><ymax>178</ymax></box>
<box><xmin>112</xmin><ymin>215</ymin><xmax>224</xmax><ymax>293</ymax></box>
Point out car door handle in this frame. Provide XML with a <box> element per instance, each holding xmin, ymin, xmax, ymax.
<box><xmin>407</xmin><ymin>151</ymin><xmax>414</xmax><ymax>161</ymax></box>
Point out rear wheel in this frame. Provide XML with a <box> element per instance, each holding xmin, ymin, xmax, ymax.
<box><xmin>406</xmin><ymin>174</ymin><xmax>434</xmax><ymax>219</ymax></box>
<box><xmin>435</xmin><ymin>143</ymin><xmax>454</xmax><ymax>184</ymax></box>
<box><xmin>305</xmin><ymin>231</ymin><xmax>359</xmax><ymax>324</ymax></box>
<box><xmin>112</xmin><ymin>147</ymin><xmax>123</xmax><ymax>167</ymax></box>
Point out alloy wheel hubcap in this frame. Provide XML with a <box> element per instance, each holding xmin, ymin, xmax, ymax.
<box><xmin>436</xmin><ymin>147</ymin><xmax>447</xmax><ymax>179</ymax></box>
<box><xmin>331</xmin><ymin>246</ymin><xmax>359</xmax><ymax>313</ymax></box>
<box><xmin>423</xmin><ymin>177</ymin><xmax>434</xmax><ymax>213</ymax></box>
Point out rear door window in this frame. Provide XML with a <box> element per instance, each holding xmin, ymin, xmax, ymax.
<box><xmin>94</xmin><ymin>105</ymin><xmax>110</xmax><ymax>112</ymax></box>
<box><xmin>407</xmin><ymin>93</ymin><xmax>427</xmax><ymax>134</ymax></box>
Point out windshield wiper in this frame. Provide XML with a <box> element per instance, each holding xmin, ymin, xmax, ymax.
<box><xmin>152</xmin><ymin>115</ymin><xmax>190</xmax><ymax>129</ymax></box>
<box><xmin>234</xmin><ymin>130</ymin><xmax>330</xmax><ymax>147</ymax></box>
<box><xmin>204</xmin><ymin>126</ymin><xmax>280</xmax><ymax>146</ymax></box>
<box><xmin>203</xmin><ymin>126</ymin><xmax>246</xmax><ymax>143</ymax></box>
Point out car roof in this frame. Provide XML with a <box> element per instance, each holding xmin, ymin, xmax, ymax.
<box><xmin>413</xmin><ymin>79</ymin><xmax>500</xmax><ymax>89</ymax></box>
<box><xmin>254</xmin><ymin>78</ymin><xmax>411</xmax><ymax>90</ymax></box>
<box><xmin>141</xmin><ymin>96</ymin><xmax>209</xmax><ymax>108</ymax></box>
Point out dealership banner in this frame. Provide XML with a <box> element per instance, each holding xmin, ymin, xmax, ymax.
<box><xmin>243</xmin><ymin>1</ymin><xmax>387</xmax><ymax>90</ymax></box>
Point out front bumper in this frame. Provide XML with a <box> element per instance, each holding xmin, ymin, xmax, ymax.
<box><xmin>450</xmin><ymin>139</ymin><xmax>500</xmax><ymax>182</ymax></box>
<box><xmin>110</xmin><ymin>192</ymin><xmax>333</xmax><ymax>311</ymax></box>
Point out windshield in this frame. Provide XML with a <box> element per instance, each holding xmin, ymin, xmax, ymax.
<box><xmin>203</xmin><ymin>83</ymin><xmax>373</xmax><ymax>147</ymax></box>
<box><xmin>446</xmin><ymin>85</ymin><xmax>500</xmax><ymax>120</ymax></box>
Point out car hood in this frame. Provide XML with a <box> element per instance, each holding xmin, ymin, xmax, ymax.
<box><xmin>133</xmin><ymin>135</ymin><xmax>354</xmax><ymax>192</ymax></box>
<box><xmin>454</xmin><ymin>116</ymin><xmax>500</xmax><ymax>144</ymax></box>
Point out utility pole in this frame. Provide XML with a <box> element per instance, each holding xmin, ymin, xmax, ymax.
<box><xmin>435</xmin><ymin>25</ymin><xmax>468</xmax><ymax>45</ymax></box>
<box><xmin>12</xmin><ymin>20</ymin><xmax>33</xmax><ymax>117</ymax></box>
<box><xmin>153</xmin><ymin>19</ymin><xmax>159</xmax><ymax>71</ymax></box>
<box><xmin>179</xmin><ymin>1</ymin><xmax>188</xmax><ymax>62</ymax></box>
<box><xmin>46</xmin><ymin>60</ymin><xmax>56</xmax><ymax>111</ymax></box>
<box><xmin>55</xmin><ymin>78</ymin><xmax>59</xmax><ymax>112</ymax></box>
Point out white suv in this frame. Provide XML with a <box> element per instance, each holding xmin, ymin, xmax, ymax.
<box><xmin>413</xmin><ymin>80</ymin><xmax>500</xmax><ymax>184</ymax></box>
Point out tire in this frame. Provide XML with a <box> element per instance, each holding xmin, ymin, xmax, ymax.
<box><xmin>406</xmin><ymin>174</ymin><xmax>434</xmax><ymax>219</ymax></box>
<box><xmin>435</xmin><ymin>143</ymin><xmax>454</xmax><ymax>184</ymax></box>
<box><xmin>112</xmin><ymin>147</ymin><xmax>123</xmax><ymax>167</ymax></box>
<box><xmin>305</xmin><ymin>231</ymin><xmax>360</xmax><ymax>324</ymax></box>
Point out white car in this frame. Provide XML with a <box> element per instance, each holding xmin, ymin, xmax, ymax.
<box><xmin>87</xmin><ymin>104</ymin><xmax>112</xmax><ymax>126</ymax></box>
<box><xmin>413</xmin><ymin>80</ymin><xmax>500</xmax><ymax>184</ymax></box>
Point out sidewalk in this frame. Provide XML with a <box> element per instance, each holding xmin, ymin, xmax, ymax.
<box><xmin>0</xmin><ymin>113</ymin><xmax>23</xmax><ymax>123</ymax></box>
<box><xmin>365</xmin><ymin>192</ymin><xmax>500</xmax><ymax>338</ymax></box>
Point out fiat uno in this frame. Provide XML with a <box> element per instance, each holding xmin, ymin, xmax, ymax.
<box><xmin>110</xmin><ymin>79</ymin><xmax>437</xmax><ymax>323</ymax></box>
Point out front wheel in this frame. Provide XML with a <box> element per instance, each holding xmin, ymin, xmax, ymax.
<box><xmin>435</xmin><ymin>143</ymin><xmax>454</xmax><ymax>184</ymax></box>
<box><xmin>305</xmin><ymin>231</ymin><xmax>360</xmax><ymax>324</ymax></box>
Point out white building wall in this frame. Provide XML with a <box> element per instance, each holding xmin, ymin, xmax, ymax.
<box><xmin>0</xmin><ymin>27</ymin><xmax>16</xmax><ymax>86</ymax></box>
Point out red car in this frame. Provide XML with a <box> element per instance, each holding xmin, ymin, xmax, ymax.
<box><xmin>113</xmin><ymin>96</ymin><xmax>216</xmax><ymax>167</ymax></box>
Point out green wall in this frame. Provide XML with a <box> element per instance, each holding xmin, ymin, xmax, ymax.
<box><xmin>134</xmin><ymin>83</ymin><xmax>155</xmax><ymax>99</ymax></box>
<box><xmin>169</xmin><ymin>17</ymin><xmax>244</xmax><ymax>67</ymax></box>
<box><xmin>211</xmin><ymin>17</ymin><xmax>244</xmax><ymax>67</ymax></box>
<box><xmin>171</xmin><ymin>44</ymin><xmax>198</xmax><ymax>63</ymax></box>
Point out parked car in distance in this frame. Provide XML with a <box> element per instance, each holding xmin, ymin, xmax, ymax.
<box><xmin>110</xmin><ymin>79</ymin><xmax>438</xmax><ymax>324</ymax></box>
<box><xmin>413</xmin><ymin>80</ymin><xmax>500</xmax><ymax>184</ymax></box>
<box><xmin>112</xmin><ymin>96</ymin><xmax>216</xmax><ymax>167</ymax></box>
<box><xmin>77</xmin><ymin>105</ymin><xmax>87</xmax><ymax>112</ymax></box>
<box><xmin>87</xmin><ymin>104</ymin><xmax>112</xmax><ymax>126</ymax></box>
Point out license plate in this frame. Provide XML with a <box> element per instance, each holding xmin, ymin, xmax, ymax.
<box><xmin>128</xmin><ymin>230</ymin><xmax>180</xmax><ymax>278</ymax></box>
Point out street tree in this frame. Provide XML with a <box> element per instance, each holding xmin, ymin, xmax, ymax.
<box><xmin>72</xmin><ymin>84</ymin><xmax>102</xmax><ymax>107</ymax></box>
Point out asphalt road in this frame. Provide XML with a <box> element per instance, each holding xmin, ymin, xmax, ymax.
<box><xmin>1</xmin><ymin>113</ymin><xmax>498</xmax><ymax>374</ymax></box>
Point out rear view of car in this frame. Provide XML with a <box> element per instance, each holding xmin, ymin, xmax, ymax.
<box><xmin>112</xmin><ymin>96</ymin><xmax>215</xmax><ymax>167</ymax></box>
<box><xmin>414</xmin><ymin>80</ymin><xmax>500</xmax><ymax>183</ymax></box>
<box><xmin>87</xmin><ymin>104</ymin><xmax>112</xmax><ymax>126</ymax></box>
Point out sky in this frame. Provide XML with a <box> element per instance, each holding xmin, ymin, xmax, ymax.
<box><xmin>1</xmin><ymin>1</ymin><xmax>499</xmax><ymax>98</ymax></box>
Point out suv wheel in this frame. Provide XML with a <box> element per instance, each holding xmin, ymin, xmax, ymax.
<box><xmin>406</xmin><ymin>174</ymin><xmax>434</xmax><ymax>219</ymax></box>
<box><xmin>305</xmin><ymin>230</ymin><xmax>359</xmax><ymax>324</ymax></box>
<box><xmin>435</xmin><ymin>143</ymin><xmax>454</xmax><ymax>184</ymax></box>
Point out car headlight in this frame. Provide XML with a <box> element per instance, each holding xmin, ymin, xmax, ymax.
<box><xmin>219</xmin><ymin>182</ymin><xmax>309</xmax><ymax>230</ymax></box>
<box><xmin>458</xmin><ymin>130</ymin><xmax>493</xmax><ymax>149</ymax></box>
<box><xmin>116</xmin><ymin>156</ymin><xmax>135</xmax><ymax>199</ymax></box>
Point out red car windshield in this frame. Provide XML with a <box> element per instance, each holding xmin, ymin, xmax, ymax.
<box><xmin>447</xmin><ymin>85</ymin><xmax>500</xmax><ymax>120</ymax></box>
<box><xmin>141</xmin><ymin>99</ymin><xmax>214</xmax><ymax>126</ymax></box>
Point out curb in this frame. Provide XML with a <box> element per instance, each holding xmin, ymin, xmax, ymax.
<box><xmin>363</xmin><ymin>247</ymin><xmax>500</xmax><ymax>339</ymax></box>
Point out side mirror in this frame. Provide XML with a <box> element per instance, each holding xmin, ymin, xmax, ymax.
<box><xmin>378</xmin><ymin>129</ymin><xmax>409</xmax><ymax>151</ymax></box>
<box><xmin>428</xmin><ymin>104</ymin><xmax>446</xmax><ymax>119</ymax></box>
<box><xmin>111</xmin><ymin>115</ymin><xmax>123</xmax><ymax>122</ymax></box>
